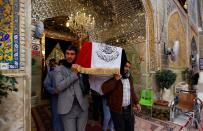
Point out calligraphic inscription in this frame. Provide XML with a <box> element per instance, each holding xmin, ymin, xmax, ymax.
<box><xmin>96</xmin><ymin>44</ymin><xmax>119</xmax><ymax>62</ymax></box>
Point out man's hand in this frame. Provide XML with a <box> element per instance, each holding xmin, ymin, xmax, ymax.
<box><xmin>114</xmin><ymin>74</ymin><xmax>121</xmax><ymax>80</ymax></box>
<box><xmin>55</xmin><ymin>88</ymin><xmax>60</xmax><ymax>95</ymax></box>
<box><xmin>88</xmin><ymin>95</ymin><xmax>93</xmax><ymax>104</ymax></box>
<box><xmin>133</xmin><ymin>104</ymin><xmax>141</xmax><ymax>113</ymax></box>
<box><xmin>71</xmin><ymin>64</ymin><xmax>79</xmax><ymax>73</ymax></box>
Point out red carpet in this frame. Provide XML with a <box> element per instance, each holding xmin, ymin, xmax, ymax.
<box><xmin>85</xmin><ymin>120</ymin><xmax>102</xmax><ymax>131</ymax></box>
<box><xmin>31</xmin><ymin>105</ymin><xmax>52</xmax><ymax>131</ymax></box>
<box><xmin>31</xmin><ymin>105</ymin><xmax>102</xmax><ymax>131</ymax></box>
<box><xmin>32</xmin><ymin>105</ymin><xmax>186</xmax><ymax>131</ymax></box>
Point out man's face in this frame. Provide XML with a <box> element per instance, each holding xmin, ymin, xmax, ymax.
<box><xmin>65</xmin><ymin>50</ymin><xmax>76</xmax><ymax>63</ymax></box>
<box><xmin>50</xmin><ymin>61</ymin><xmax>56</xmax><ymax>67</ymax></box>
<box><xmin>124</xmin><ymin>62</ymin><xmax>131</xmax><ymax>73</ymax></box>
<box><xmin>49</xmin><ymin>60</ymin><xmax>56</xmax><ymax>67</ymax></box>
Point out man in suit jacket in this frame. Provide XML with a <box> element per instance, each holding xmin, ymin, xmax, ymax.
<box><xmin>55</xmin><ymin>45</ymin><xmax>89</xmax><ymax>131</ymax></box>
<box><xmin>101</xmin><ymin>61</ymin><xmax>141</xmax><ymax>131</ymax></box>
<box><xmin>44</xmin><ymin>58</ymin><xmax>64</xmax><ymax>131</ymax></box>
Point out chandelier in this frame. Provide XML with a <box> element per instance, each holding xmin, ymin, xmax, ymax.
<box><xmin>32</xmin><ymin>0</ymin><xmax>145</xmax><ymax>44</ymax></box>
<box><xmin>66</xmin><ymin>12</ymin><xmax>95</xmax><ymax>37</ymax></box>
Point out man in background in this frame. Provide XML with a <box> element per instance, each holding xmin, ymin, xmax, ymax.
<box><xmin>44</xmin><ymin>58</ymin><xmax>64</xmax><ymax>131</ymax></box>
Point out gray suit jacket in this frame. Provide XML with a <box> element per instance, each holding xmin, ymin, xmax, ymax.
<box><xmin>55</xmin><ymin>65</ymin><xmax>89</xmax><ymax>115</ymax></box>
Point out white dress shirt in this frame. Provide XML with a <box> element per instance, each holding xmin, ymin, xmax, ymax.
<box><xmin>121</xmin><ymin>78</ymin><xmax>131</xmax><ymax>106</ymax></box>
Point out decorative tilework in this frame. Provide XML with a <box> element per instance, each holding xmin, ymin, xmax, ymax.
<box><xmin>167</xmin><ymin>0</ymin><xmax>176</xmax><ymax>17</ymax></box>
<box><xmin>0</xmin><ymin>0</ymin><xmax>20</xmax><ymax>69</ymax></box>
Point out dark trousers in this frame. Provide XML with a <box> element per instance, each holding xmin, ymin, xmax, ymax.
<box><xmin>91</xmin><ymin>90</ymin><xmax>103</xmax><ymax>121</ymax></box>
<box><xmin>110</xmin><ymin>106</ymin><xmax>134</xmax><ymax>131</ymax></box>
<box><xmin>50</xmin><ymin>96</ymin><xmax>64</xmax><ymax>131</ymax></box>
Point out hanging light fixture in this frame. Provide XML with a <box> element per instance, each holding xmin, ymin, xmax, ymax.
<box><xmin>183</xmin><ymin>2</ymin><xmax>188</xmax><ymax>10</ymax></box>
<box><xmin>66</xmin><ymin>21</ymin><xmax>70</xmax><ymax>27</ymax></box>
<box><xmin>66</xmin><ymin>12</ymin><xmax>95</xmax><ymax>37</ymax></box>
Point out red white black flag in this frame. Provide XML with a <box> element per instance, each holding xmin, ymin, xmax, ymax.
<box><xmin>76</xmin><ymin>41</ymin><xmax>123</xmax><ymax>75</ymax></box>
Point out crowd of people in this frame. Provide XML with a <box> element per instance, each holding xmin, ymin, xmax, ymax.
<box><xmin>44</xmin><ymin>44</ymin><xmax>141</xmax><ymax>131</ymax></box>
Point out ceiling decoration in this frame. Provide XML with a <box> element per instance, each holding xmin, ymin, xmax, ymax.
<box><xmin>66</xmin><ymin>12</ymin><xmax>95</xmax><ymax>37</ymax></box>
<box><xmin>32</xmin><ymin>0</ymin><xmax>146</xmax><ymax>45</ymax></box>
<box><xmin>44</xmin><ymin>16</ymin><xmax>71</xmax><ymax>33</ymax></box>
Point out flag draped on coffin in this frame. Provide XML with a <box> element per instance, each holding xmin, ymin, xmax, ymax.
<box><xmin>76</xmin><ymin>41</ymin><xmax>127</xmax><ymax>75</ymax></box>
<box><xmin>76</xmin><ymin>41</ymin><xmax>127</xmax><ymax>94</ymax></box>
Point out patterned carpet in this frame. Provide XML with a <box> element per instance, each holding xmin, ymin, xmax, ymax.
<box><xmin>31</xmin><ymin>105</ymin><xmax>102</xmax><ymax>131</ymax></box>
<box><xmin>31</xmin><ymin>105</ymin><xmax>52</xmax><ymax>131</ymax></box>
<box><xmin>31</xmin><ymin>104</ymin><xmax>185</xmax><ymax>131</ymax></box>
<box><xmin>135</xmin><ymin>114</ymin><xmax>181</xmax><ymax>131</ymax></box>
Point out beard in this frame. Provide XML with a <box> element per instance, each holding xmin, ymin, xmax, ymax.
<box><xmin>61</xmin><ymin>60</ymin><xmax>74</xmax><ymax>68</ymax></box>
<box><xmin>122</xmin><ymin>71</ymin><xmax>130</xmax><ymax>79</ymax></box>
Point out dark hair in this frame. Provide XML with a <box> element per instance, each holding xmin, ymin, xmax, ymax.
<box><xmin>64</xmin><ymin>44</ymin><xmax>78</xmax><ymax>54</ymax></box>
<box><xmin>49</xmin><ymin>58</ymin><xmax>56</xmax><ymax>63</ymax></box>
<box><xmin>58</xmin><ymin>59</ymin><xmax>64</xmax><ymax>65</ymax></box>
<box><xmin>49</xmin><ymin>58</ymin><xmax>56</xmax><ymax>67</ymax></box>
<box><xmin>126</xmin><ymin>60</ymin><xmax>131</xmax><ymax>65</ymax></box>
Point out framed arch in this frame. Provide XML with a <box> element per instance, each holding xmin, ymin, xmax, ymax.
<box><xmin>142</xmin><ymin>0</ymin><xmax>156</xmax><ymax>72</ymax></box>
<box><xmin>167</xmin><ymin>11</ymin><xmax>187</xmax><ymax>68</ymax></box>
<box><xmin>31</xmin><ymin>0</ymin><xmax>156</xmax><ymax>88</ymax></box>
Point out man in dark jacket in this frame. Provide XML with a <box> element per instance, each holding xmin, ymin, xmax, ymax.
<box><xmin>44</xmin><ymin>58</ymin><xmax>64</xmax><ymax>131</ymax></box>
<box><xmin>101</xmin><ymin>61</ymin><xmax>141</xmax><ymax>131</ymax></box>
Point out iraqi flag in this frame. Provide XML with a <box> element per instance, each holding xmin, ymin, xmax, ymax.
<box><xmin>76</xmin><ymin>41</ymin><xmax>127</xmax><ymax>75</ymax></box>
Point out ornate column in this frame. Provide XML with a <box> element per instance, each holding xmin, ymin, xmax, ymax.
<box><xmin>0</xmin><ymin>0</ymin><xmax>32</xmax><ymax>130</ymax></box>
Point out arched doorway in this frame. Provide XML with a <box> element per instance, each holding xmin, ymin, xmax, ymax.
<box><xmin>31</xmin><ymin>0</ymin><xmax>155</xmax><ymax>97</ymax></box>
<box><xmin>32</xmin><ymin>0</ymin><xmax>155</xmax><ymax>95</ymax></box>
<box><xmin>31</xmin><ymin>0</ymin><xmax>155</xmax><ymax>129</ymax></box>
